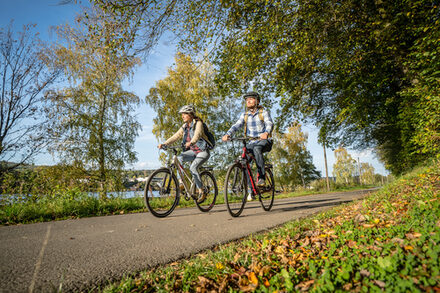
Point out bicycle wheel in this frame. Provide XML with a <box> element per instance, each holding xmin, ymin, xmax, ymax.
<box><xmin>224</xmin><ymin>163</ymin><xmax>247</xmax><ymax>217</ymax></box>
<box><xmin>195</xmin><ymin>170</ymin><xmax>218</xmax><ymax>212</ymax></box>
<box><xmin>144</xmin><ymin>168</ymin><xmax>179</xmax><ymax>218</ymax></box>
<box><xmin>258</xmin><ymin>168</ymin><xmax>275</xmax><ymax>211</ymax></box>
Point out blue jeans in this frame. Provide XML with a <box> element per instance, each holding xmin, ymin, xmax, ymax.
<box><xmin>246</xmin><ymin>139</ymin><xmax>273</xmax><ymax>180</ymax></box>
<box><xmin>178</xmin><ymin>150</ymin><xmax>210</xmax><ymax>189</ymax></box>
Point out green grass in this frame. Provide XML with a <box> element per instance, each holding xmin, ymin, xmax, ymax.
<box><xmin>0</xmin><ymin>192</ymin><xmax>146</xmax><ymax>225</ymax></box>
<box><xmin>102</xmin><ymin>160</ymin><xmax>440</xmax><ymax>292</ymax></box>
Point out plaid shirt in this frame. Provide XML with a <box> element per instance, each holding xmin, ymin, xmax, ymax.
<box><xmin>226</xmin><ymin>108</ymin><xmax>273</xmax><ymax>138</ymax></box>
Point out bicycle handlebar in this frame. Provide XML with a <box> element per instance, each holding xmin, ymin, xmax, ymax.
<box><xmin>225</xmin><ymin>137</ymin><xmax>260</xmax><ymax>143</ymax></box>
<box><xmin>160</xmin><ymin>145</ymin><xmax>181</xmax><ymax>151</ymax></box>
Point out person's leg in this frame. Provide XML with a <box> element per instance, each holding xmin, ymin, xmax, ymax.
<box><xmin>189</xmin><ymin>151</ymin><xmax>210</xmax><ymax>189</ymax></box>
<box><xmin>177</xmin><ymin>150</ymin><xmax>196</xmax><ymax>188</ymax></box>
<box><xmin>247</xmin><ymin>140</ymin><xmax>270</xmax><ymax>181</ymax></box>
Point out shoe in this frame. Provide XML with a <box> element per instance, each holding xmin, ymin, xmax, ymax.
<box><xmin>247</xmin><ymin>188</ymin><xmax>254</xmax><ymax>201</ymax></box>
<box><xmin>257</xmin><ymin>178</ymin><xmax>266</xmax><ymax>187</ymax></box>
<box><xmin>197</xmin><ymin>189</ymin><xmax>207</xmax><ymax>203</ymax></box>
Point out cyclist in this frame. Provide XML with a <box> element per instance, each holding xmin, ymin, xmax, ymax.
<box><xmin>222</xmin><ymin>91</ymin><xmax>274</xmax><ymax>187</ymax></box>
<box><xmin>158</xmin><ymin>105</ymin><xmax>211</xmax><ymax>198</ymax></box>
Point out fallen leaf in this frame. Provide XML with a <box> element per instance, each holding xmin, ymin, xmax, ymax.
<box><xmin>374</xmin><ymin>280</ymin><xmax>386</xmax><ymax>288</ymax></box>
<box><xmin>216</xmin><ymin>262</ymin><xmax>225</xmax><ymax>270</ymax></box>
<box><xmin>248</xmin><ymin>272</ymin><xmax>259</xmax><ymax>286</ymax></box>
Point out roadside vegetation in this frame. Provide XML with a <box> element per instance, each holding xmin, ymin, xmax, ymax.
<box><xmin>102</xmin><ymin>159</ymin><xmax>439</xmax><ymax>292</ymax></box>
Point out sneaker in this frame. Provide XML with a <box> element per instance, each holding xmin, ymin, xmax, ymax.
<box><xmin>197</xmin><ymin>189</ymin><xmax>207</xmax><ymax>203</ymax></box>
<box><xmin>247</xmin><ymin>188</ymin><xmax>254</xmax><ymax>201</ymax></box>
<box><xmin>257</xmin><ymin>178</ymin><xmax>266</xmax><ymax>187</ymax></box>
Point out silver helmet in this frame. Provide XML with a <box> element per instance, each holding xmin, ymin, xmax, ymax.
<box><xmin>178</xmin><ymin>105</ymin><xmax>196</xmax><ymax>114</ymax></box>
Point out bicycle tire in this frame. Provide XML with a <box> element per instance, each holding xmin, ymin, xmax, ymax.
<box><xmin>224</xmin><ymin>163</ymin><xmax>247</xmax><ymax>217</ymax></box>
<box><xmin>144</xmin><ymin>167</ymin><xmax>179</xmax><ymax>218</ymax></box>
<box><xmin>194</xmin><ymin>170</ymin><xmax>218</xmax><ymax>212</ymax></box>
<box><xmin>258</xmin><ymin>168</ymin><xmax>275</xmax><ymax>211</ymax></box>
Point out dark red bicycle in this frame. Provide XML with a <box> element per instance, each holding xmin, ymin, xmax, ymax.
<box><xmin>224</xmin><ymin>137</ymin><xmax>275</xmax><ymax>217</ymax></box>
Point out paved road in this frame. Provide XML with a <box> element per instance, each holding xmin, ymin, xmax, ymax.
<box><xmin>0</xmin><ymin>189</ymin><xmax>377</xmax><ymax>292</ymax></box>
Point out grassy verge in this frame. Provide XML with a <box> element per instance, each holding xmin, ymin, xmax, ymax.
<box><xmin>102</xmin><ymin>161</ymin><xmax>439</xmax><ymax>292</ymax></box>
<box><xmin>0</xmin><ymin>192</ymin><xmax>147</xmax><ymax>225</ymax></box>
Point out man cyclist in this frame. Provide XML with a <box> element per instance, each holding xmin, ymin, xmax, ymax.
<box><xmin>158</xmin><ymin>105</ymin><xmax>211</xmax><ymax>198</ymax></box>
<box><xmin>222</xmin><ymin>91</ymin><xmax>274</xmax><ymax>187</ymax></box>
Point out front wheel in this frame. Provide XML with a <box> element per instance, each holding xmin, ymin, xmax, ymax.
<box><xmin>144</xmin><ymin>168</ymin><xmax>179</xmax><ymax>218</ymax></box>
<box><xmin>258</xmin><ymin>168</ymin><xmax>275</xmax><ymax>211</ymax></box>
<box><xmin>224</xmin><ymin>163</ymin><xmax>247</xmax><ymax>217</ymax></box>
<box><xmin>194</xmin><ymin>171</ymin><xmax>218</xmax><ymax>212</ymax></box>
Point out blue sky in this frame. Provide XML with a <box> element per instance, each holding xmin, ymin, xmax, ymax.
<box><xmin>0</xmin><ymin>0</ymin><xmax>389</xmax><ymax>176</ymax></box>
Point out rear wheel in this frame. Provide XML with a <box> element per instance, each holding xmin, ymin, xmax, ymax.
<box><xmin>144</xmin><ymin>168</ymin><xmax>179</xmax><ymax>218</ymax></box>
<box><xmin>194</xmin><ymin>171</ymin><xmax>218</xmax><ymax>212</ymax></box>
<box><xmin>224</xmin><ymin>163</ymin><xmax>247</xmax><ymax>217</ymax></box>
<box><xmin>258</xmin><ymin>168</ymin><xmax>275</xmax><ymax>211</ymax></box>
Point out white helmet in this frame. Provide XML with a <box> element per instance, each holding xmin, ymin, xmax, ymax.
<box><xmin>178</xmin><ymin>105</ymin><xmax>195</xmax><ymax>114</ymax></box>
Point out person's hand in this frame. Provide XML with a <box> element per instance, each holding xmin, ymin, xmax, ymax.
<box><xmin>260</xmin><ymin>132</ymin><xmax>269</xmax><ymax>140</ymax></box>
<box><xmin>222</xmin><ymin>135</ymin><xmax>230</xmax><ymax>142</ymax></box>
<box><xmin>185</xmin><ymin>141</ymin><xmax>192</xmax><ymax>148</ymax></box>
<box><xmin>158</xmin><ymin>144</ymin><xmax>163</xmax><ymax>149</ymax></box>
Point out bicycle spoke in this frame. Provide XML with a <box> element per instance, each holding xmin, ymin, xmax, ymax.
<box><xmin>195</xmin><ymin>171</ymin><xmax>218</xmax><ymax>212</ymax></box>
<box><xmin>259</xmin><ymin>168</ymin><xmax>275</xmax><ymax>211</ymax></box>
<box><xmin>224</xmin><ymin>163</ymin><xmax>247</xmax><ymax>217</ymax></box>
<box><xmin>144</xmin><ymin>168</ymin><xmax>179</xmax><ymax>217</ymax></box>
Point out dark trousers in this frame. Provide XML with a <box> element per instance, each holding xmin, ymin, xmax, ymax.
<box><xmin>247</xmin><ymin>139</ymin><xmax>273</xmax><ymax>180</ymax></box>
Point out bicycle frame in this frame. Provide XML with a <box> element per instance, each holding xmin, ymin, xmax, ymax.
<box><xmin>236</xmin><ymin>140</ymin><xmax>260</xmax><ymax>195</ymax></box>
<box><xmin>166</xmin><ymin>146</ymin><xmax>197</xmax><ymax>199</ymax></box>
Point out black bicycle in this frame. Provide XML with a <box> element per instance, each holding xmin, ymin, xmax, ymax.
<box><xmin>144</xmin><ymin>145</ymin><xmax>218</xmax><ymax>217</ymax></box>
<box><xmin>223</xmin><ymin>137</ymin><xmax>275</xmax><ymax>217</ymax></box>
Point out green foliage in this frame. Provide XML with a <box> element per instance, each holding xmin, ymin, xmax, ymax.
<box><xmin>100</xmin><ymin>0</ymin><xmax>440</xmax><ymax>175</ymax></box>
<box><xmin>333</xmin><ymin>147</ymin><xmax>357</xmax><ymax>185</ymax></box>
<box><xmin>145</xmin><ymin>52</ymin><xmax>243</xmax><ymax>169</ymax></box>
<box><xmin>46</xmin><ymin>7</ymin><xmax>142</xmax><ymax>193</ymax></box>
<box><xmin>270</xmin><ymin>122</ymin><xmax>320</xmax><ymax>191</ymax></box>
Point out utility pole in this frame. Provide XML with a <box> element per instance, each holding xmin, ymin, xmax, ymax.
<box><xmin>358</xmin><ymin>157</ymin><xmax>361</xmax><ymax>185</ymax></box>
<box><xmin>323</xmin><ymin>142</ymin><xmax>330</xmax><ymax>191</ymax></box>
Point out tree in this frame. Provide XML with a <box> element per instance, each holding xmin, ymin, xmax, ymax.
<box><xmin>333</xmin><ymin>147</ymin><xmax>356</xmax><ymax>185</ymax></box>
<box><xmin>146</xmin><ymin>52</ymin><xmax>243</xmax><ymax>170</ymax></box>
<box><xmin>46</xmin><ymin>8</ymin><xmax>141</xmax><ymax>195</ymax></box>
<box><xmin>360</xmin><ymin>162</ymin><xmax>375</xmax><ymax>185</ymax></box>
<box><xmin>94</xmin><ymin>0</ymin><xmax>440</xmax><ymax>174</ymax></box>
<box><xmin>0</xmin><ymin>23</ymin><xmax>59</xmax><ymax>173</ymax></box>
<box><xmin>270</xmin><ymin>122</ymin><xmax>320</xmax><ymax>191</ymax></box>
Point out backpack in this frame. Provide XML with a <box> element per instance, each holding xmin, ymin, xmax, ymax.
<box><xmin>202</xmin><ymin>122</ymin><xmax>216</xmax><ymax>150</ymax></box>
<box><xmin>192</xmin><ymin>120</ymin><xmax>216</xmax><ymax>150</ymax></box>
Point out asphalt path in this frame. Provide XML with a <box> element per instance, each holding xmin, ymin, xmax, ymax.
<box><xmin>0</xmin><ymin>189</ymin><xmax>377</xmax><ymax>292</ymax></box>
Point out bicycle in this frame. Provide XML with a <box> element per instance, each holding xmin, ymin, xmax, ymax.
<box><xmin>223</xmin><ymin>137</ymin><xmax>275</xmax><ymax>217</ymax></box>
<box><xmin>144</xmin><ymin>145</ymin><xmax>218</xmax><ymax>218</ymax></box>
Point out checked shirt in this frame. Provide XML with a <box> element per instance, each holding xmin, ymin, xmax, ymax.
<box><xmin>226</xmin><ymin>107</ymin><xmax>273</xmax><ymax>139</ymax></box>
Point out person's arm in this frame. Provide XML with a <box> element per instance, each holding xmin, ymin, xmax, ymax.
<box><xmin>263</xmin><ymin>109</ymin><xmax>273</xmax><ymax>135</ymax></box>
<box><xmin>225</xmin><ymin>113</ymin><xmax>245</xmax><ymax>137</ymax></box>
<box><xmin>190</xmin><ymin>121</ymin><xmax>203</xmax><ymax>145</ymax></box>
<box><xmin>163</xmin><ymin>127</ymin><xmax>184</xmax><ymax>145</ymax></box>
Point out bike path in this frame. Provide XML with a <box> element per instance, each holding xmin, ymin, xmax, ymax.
<box><xmin>0</xmin><ymin>189</ymin><xmax>377</xmax><ymax>292</ymax></box>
